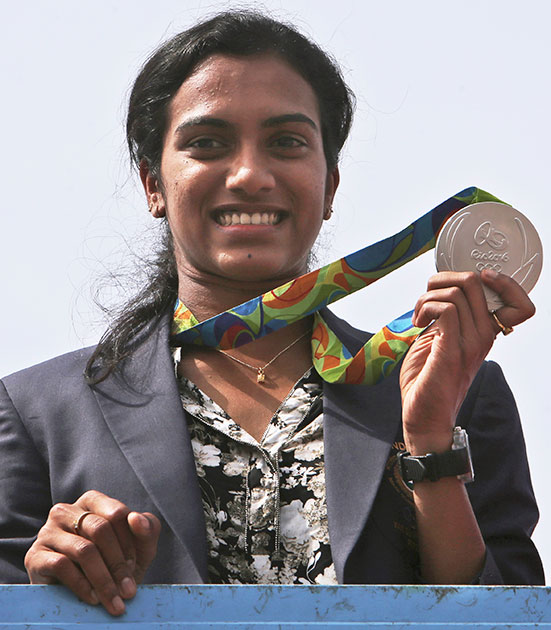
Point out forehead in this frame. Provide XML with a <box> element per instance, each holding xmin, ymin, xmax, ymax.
<box><xmin>166</xmin><ymin>53</ymin><xmax>321</xmax><ymax>127</ymax></box>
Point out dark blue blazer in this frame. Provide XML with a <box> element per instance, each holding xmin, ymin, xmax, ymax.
<box><xmin>0</xmin><ymin>311</ymin><xmax>544</xmax><ymax>585</ymax></box>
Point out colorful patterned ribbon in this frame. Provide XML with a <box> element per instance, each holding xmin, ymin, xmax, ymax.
<box><xmin>171</xmin><ymin>187</ymin><xmax>504</xmax><ymax>385</ymax></box>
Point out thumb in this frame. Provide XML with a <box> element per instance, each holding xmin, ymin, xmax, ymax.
<box><xmin>127</xmin><ymin>512</ymin><xmax>161</xmax><ymax>583</ymax></box>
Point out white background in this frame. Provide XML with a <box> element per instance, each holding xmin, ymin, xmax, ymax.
<box><xmin>2</xmin><ymin>1</ymin><xmax>550</xmax><ymax>579</ymax></box>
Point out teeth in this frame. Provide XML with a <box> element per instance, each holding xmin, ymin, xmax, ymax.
<box><xmin>215</xmin><ymin>211</ymin><xmax>282</xmax><ymax>226</ymax></box>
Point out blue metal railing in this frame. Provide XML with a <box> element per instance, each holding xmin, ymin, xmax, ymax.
<box><xmin>1</xmin><ymin>584</ymin><xmax>550</xmax><ymax>628</ymax></box>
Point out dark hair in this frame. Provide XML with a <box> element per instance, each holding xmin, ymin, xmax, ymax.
<box><xmin>86</xmin><ymin>10</ymin><xmax>355</xmax><ymax>382</ymax></box>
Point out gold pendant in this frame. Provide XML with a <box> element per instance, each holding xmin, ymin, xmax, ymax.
<box><xmin>257</xmin><ymin>368</ymin><xmax>266</xmax><ymax>384</ymax></box>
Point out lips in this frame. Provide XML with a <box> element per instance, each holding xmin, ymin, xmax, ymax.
<box><xmin>213</xmin><ymin>210</ymin><xmax>284</xmax><ymax>226</ymax></box>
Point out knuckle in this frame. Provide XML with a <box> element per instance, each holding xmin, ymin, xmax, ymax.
<box><xmin>103</xmin><ymin>504</ymin><xmax>129</xmax><ymax>523</ymax></box>
<box><xmin>47</xmin><ymin>553</ymin><xmax>72</xmax><ymax>576</ymax></box>
<box><xmin>74</xmin><ymin>538</ymin><xmax>98</xmax><ymax>562</ymax></box>
<box><xmin>463</xmin><ymin>271</ymin><xmax>479</xmax><ymax>284</ymax></box>
<box><xmin>427</xmin><ymin>273</ymin><xmax>440</xmax><ymax>286</ymax></box>
<box><xmin>86</xmin><ymin>516</ymin><xmax>112</xmax><ymax>541</ymax></box>
<box><xmin>448</xmin><ymin>286</ymin><xmax>463</xmax><ymax>300</ymax></box>
<box><xmin>416</xmin><ymin>292</ymin><xmax>430</xmax><ymax>307</ymax></box>
<box><xmin>24</xmin><ymin>547</ymin><xmax>38</xmax><ymax>570</ymax></box>
<box><xmin>49</xmin><ymin>503</ymin><xmax>72</xmax><ymax>522</ymax></box>
<box><xmin>80</xmin><ymin>489</ymin><xmax>101</xmax><ymax>504</ymax></box>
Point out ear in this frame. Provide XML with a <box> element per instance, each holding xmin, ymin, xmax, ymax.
<box><xmin>139</xmin><ymin>159</ymin><xmax>166</xmax><ymax>218</ymax></box>
<box><xmin>323</xmin><ymin>166</ymin><xmax>340</xmax><ymax>220</ymax></box>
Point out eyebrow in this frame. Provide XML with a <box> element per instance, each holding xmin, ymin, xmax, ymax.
<box><xmin>174</xmin><ymin>117</ymin><xmax>229</xmax><ymax>134</ymax></box>
<box><xmin>174</xmin><ymin>113</ymin><xmax>318</xmax><ymax>135</ymax></box>
<box><xmin>261</xmin><ymin>114</ymin><xmax>318</xmax><ymax>130</ymax></box>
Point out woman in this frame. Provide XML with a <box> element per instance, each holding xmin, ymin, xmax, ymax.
<box><xmin>0</xmin><ymin>10</ymin><xmax>543</xmax><ymax>617</ymax></box>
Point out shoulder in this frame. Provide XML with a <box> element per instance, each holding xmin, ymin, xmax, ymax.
<box><xmin>1</xmin><ymin>346</ymin><xmax>96</xmax><ymax>412</ymax></box>
<box><xmin>2</xmin><ymin>345</ymin><xmax>95</xmax><ymax>385</ymax></box>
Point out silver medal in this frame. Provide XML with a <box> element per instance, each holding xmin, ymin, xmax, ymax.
<box><xmin>435</xmin><ymin>201</ymin><xmax>543</xmax><ymax>310</ymax></box>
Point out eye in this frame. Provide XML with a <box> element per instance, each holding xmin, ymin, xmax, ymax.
<box><xmin>271</xmin><ymin>135</ymin><xmax>306</xmax><ymax>148</ymax></box>
<box><xmin>184</xmin><ymin>136</ymin><xmax>229</xmax><ymax>160</ymax></box>
<box><xmin>188</xmin><ymin>137</ymin><xmax>225</xmax><ymax>149</ymax></box>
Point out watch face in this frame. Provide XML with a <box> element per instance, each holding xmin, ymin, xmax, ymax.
<box><xmin>452</xmin><ymin>427</ymin><xmax>474</xmax><ymax>483</ymax></box>
<box><xmin>452</xmin><ymin>427</ymin><xmax>468</xmax><ymax>449</ymax></box>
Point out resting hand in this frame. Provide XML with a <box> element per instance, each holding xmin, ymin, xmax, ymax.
<box><xmin>24</xmin><ymin>490</ymin><xmax>161</xmax><ymax>616</ymax></box>
<box><xmin>400</xmin><ymin>269</ymin><xmax>535</xmax><ymax>451</ymax></box>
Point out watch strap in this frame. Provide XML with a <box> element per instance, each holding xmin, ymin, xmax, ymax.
<box><xmin>398</xmin><ymin>446</ymin><xmax>471</xmax><ymax>483</ymax></box>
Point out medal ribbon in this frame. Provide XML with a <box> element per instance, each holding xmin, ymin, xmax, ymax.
<box><xmin>171</xmin><ymin>187</ymin><xmax>504</xmax><ymax>385</ymax></box>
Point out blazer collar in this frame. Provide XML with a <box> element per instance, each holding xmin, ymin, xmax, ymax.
<box><xmin>90</xmin><ymin>308</ymin><xmax>403</xmax><ymax>585</ymax></box>
<box><xmin>320</xmin><ymin>309</ymin><xmax>403</xmax><ymax>583</ymax></box>
<box><xmin>90</xmin><ymin>314</ymin><xmax>208</xmax><ymax>582</ymax></box>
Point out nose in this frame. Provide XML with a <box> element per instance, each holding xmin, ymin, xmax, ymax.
<box><xmin>225</xmin><ymin>145</ymin><xmax>276</xmax><ymax>195</ymax></box>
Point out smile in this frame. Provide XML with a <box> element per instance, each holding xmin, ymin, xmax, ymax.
<box><xmin>214</xmin><ymin>211</ymin><xmax>284</xmax><ymax>227</ymax></box>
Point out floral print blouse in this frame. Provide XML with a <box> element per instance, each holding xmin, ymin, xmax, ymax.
<box><xmin>176</xmin><ymin>367</ymin><xmax>337</xmax><ymax>585</ymax></box>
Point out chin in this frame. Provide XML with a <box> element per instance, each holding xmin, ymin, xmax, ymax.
<box><xmin>217</xmin><ymin>257</ymin><xmax>306</xmax><ymax>285</ymax></box>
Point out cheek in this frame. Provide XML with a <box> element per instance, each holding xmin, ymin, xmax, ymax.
<box><xmin>161</xmin><ymin>158</ymin><xmax>207</xmax><ymax>200</ymax></box>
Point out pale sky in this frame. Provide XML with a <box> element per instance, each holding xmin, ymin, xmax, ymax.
<box><xmin>2</xmin><ymin>0</ymin><xmax>550</xmax><ymax>579</ymax></box>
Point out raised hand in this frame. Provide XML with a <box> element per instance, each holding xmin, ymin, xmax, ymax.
<box><xmin>400</xmin><ymin>269</ymin><xmax>535</xmax><ymax>453</ymax></box>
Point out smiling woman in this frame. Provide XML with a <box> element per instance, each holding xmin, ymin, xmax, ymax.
<box><xmin>0</xmin><ymin>8</ymin><xmax>544</xmax><ymax>618</ymax></box>
<box><xmin>144</xmin><ymin>54</ymin><xmax>336</xmax><ymax>289</ymax></box>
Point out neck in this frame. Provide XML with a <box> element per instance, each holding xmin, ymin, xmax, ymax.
<box><xmin>175</xmin><ymin>269</ymin><xmax>314</xmax><ymax>364</ymax></box>
<box><xmin>176</xmin><ymin>269</ymin><xmax>305</xmax><ymax>322</ymax></box>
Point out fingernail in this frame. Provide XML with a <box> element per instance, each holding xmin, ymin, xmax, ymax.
<box><xmin>112</xmin><ymin>595</ymin><xmax>125</xmax><ymax>614</ymax></box>
<box><xmin>138</xmin><ymin>514</ymin><xmax>151</xmax><ymax>531</ymax></box>
<box><xmin>483</xmin><ymin>269</ymin><xmax>498</xmax><ymax>279</ymax></box>
<box><xmin>90</xmin><ymin>590</ymin><xmax>99</xmax><ymax>605</ymax></box>
<box><xmin>121</xmin><ymin>576</ymin><xmax>136</xmax><ymax>599</ymax></box>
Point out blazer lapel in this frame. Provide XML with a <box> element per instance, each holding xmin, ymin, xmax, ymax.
<box><xmin>90</xmin><ymin>315</ymin><xmax>208</xmax><ymax>582</ymax></box>
<box><xmin>321</xmin><ymin>310</ymin><xmax>403</xmax><ymax>583</ymax></box>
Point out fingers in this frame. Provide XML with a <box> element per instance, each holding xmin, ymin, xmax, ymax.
<box><xmin>76</xmin><ymin>491</ymin><xmax>136</xmax><ymax>571</ymax></box>
<box><xmin>480</xmin><ymin>268</ymin><xmax>536</xmax><ymax>330</ymax></box>
<box><xmin>413</xmin><ymin>272</ymin><xmax>495</xmax><ymax>349</ymax></box>
<box><xmin>72</xmin><ymin>512</ymin><xmax>136</xmax><ymax>609</ymax></box>
<box><xmin>27</xmin><ymin>525</ymin><xmax>126</xmax><ymax>615</ymax></box>
<box><xmin>24</xmin><ymin>491</ymin><xmax>160</xmax><ymax>617</ymax></box>
<box><xmin>26</xmin><ymin>546</ymin><xmax>100</xmax><ymax>606</ymax></box>
<box><xmin>127</xmin><ymin>512</ymin><xmax>161</xmax><ymax>583</ymax></box>
<box><xmin>73</xmin><ymin>492</ymin><xmax>137</xmax><ymax>606</ymax></box>
<box><xmin>415</xmin><ymin>270</ymin><xmax>535</xmax><ymax>342</ymax></box>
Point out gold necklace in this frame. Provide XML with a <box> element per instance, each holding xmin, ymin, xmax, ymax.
<box><xmin>216</xmin><ymin>330</ymin><xmax>310</xmax><ymax>384</ymax></box>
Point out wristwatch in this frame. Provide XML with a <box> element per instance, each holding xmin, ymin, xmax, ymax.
<box><xmin>397</xmin><ymin>427</ymin><xmax>474</xmax><ymax>484</ymax></box>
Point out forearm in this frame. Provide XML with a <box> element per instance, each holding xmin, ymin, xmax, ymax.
<box><xmin>406</xmin><ymin>431</ymin><xmax>485</xmax><ymax>584</ymax></box>
<box><xmin>412</xmin><ymin>476</ymin><xmax>485</xmax><ymax>583</ymax></box>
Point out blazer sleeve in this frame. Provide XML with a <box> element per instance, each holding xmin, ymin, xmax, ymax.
<box><xmin>458</xmin><ymin>360</ymin><xmax>544</xmax><ymax>585</ymax></box>
<box><xmin>0</xmin><ymin>380</ymin><xmax>51</xmax><ymax>583</ymax></box>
